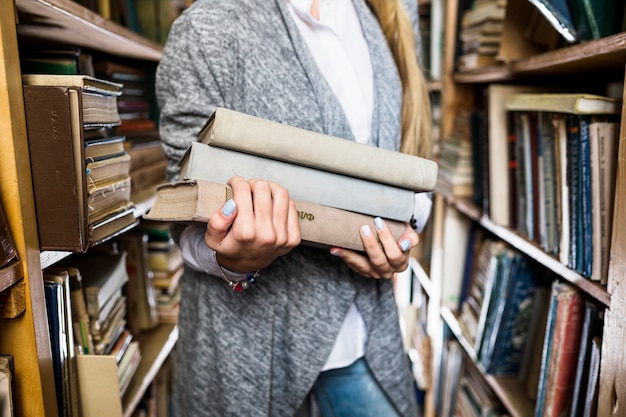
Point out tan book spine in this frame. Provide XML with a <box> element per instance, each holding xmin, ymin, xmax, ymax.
<box><xmin>145</xmin><ymin>180</ymin><xmax>409</xmax><ymax>252</ymax></box>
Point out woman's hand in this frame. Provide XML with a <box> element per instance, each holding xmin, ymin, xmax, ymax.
<box><xmin>330</xmin><ymin>218</ymin><xmax>418</xmax><ymax>279</ymax></box>
<box><xmin>203</xmin><ymin>176</ymin><xmax>301</xmax><ymax>272</ymax></box>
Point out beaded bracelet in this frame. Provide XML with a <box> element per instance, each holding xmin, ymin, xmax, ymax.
<box><xmin>213</xmin><ymin>250</ymin><xmax>260</xmax><ymax>292</ymax></box>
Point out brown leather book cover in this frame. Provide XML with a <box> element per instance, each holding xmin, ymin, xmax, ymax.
<box><xmin>23</xmin><ymin>85</ymin><xmax>91</xmax><ymax>251</ymax></box>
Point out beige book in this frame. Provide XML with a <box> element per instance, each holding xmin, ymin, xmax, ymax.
<box><xmin>198</xmin><ymin>107</ymin><xmax>438</xmax><ymax>193</ymax></box>
<box><xmin>144</xmin><ymin>179</ymin><xmax>409</xmax><ymax>252</ymax></box>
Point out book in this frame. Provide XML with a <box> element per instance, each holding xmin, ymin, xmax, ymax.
<box><xmin>43</xmin><ymin>270</ymin><xmax>80</xmax><ymax>417</ymax></box>
<box><xmin>180</xmin><ymin>142</ymin><xmax>417</xmax><ymax>222</ymax></box>
<box><xmin>144</xmin><ymin>179</ymin><xmax>409</xmax><ymax>252</ymax></box>
<box><xmin>117</xmin><ymin>232</ymin><xmax>159</xmax><ymax>334</ymax></box>
<box><xmin>85</xmin><ymin>153</ymin><xmax>131</xmax><ymax>186</ymax></box>
<box><xmin>84</xmin><ymin>136</ymin><xmax>126</xmax><ymax>161</ymax></box>
<box><xmin>566</xmin><ymin>0</ymin><xmax>625</xmax><ymax>41</ymax></box>
<box><xmin>56</xmin><ymin>251</ymin><xmax>129</xmax><ymax>321</ymax></box>
<box><xmin>198</xmin><ymin>107</ymin><xmax>438</xmax><ymax>193</ymax></box>
<box><xmin>526</xmin><ymin>0</ymin><xmax>577</xmax><ymax>42</ymax></box>
<box><xmin>46</xmin><ymin>267</ymin><xmax>94</xmax><ymax>355</ymax></box>
<box><xmin>486</xmin><ymin>85</ymin><xmax>546</xmax><ymax>227</ymax></box>
<box><xmin>588</xmin><ymin>121</ymin><xmax>619</xmax><ymax>283</ymax></box>
<box><xmin>535</xmin><ymin>281</ymin><xmax>584</xmax><ymax>417</ymax></box>
<box><xmin>569</xmin><ymin>300</ymin><xmax>604</xmax><ymax>417</ymax></box>
<box><xmin>22</xmin><ymin>74</ymin><xmax>122</xmax><ymax>96</ymax></box>
<box><xmin>22</xmin><ymin>85</ymin><xmax>131</xmax><ymax>251</ymax></box>
<box><xmin>506</xmin><ymin>93</ymin><xmax>621</xmax><ymax>115</ymax></box>
<box><xmin>129</xmin><ymin>158</ymin><xmax>167</xmax><ymax>193</ymax></box>
<box><xmin>0</xmin><ymin>202</ymin><xmax>21</xmax><ymax>292</ymax></box>
<box><xmin>0</xmin><ymin>355</ymin><xmax>14</xmax><ymax>417</ymax></box>
<box><xmin>484</xmin><ymin>255</ymin><xmax>544</xmax><ymax>375</ymax></box>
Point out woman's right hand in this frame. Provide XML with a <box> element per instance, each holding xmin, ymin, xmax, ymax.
<box><xmin>203</xmin><ymin>176</ymin><xmax>301</xmax><ymax>273</ymax></box>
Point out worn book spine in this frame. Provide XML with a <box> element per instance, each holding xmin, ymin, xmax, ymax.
<box><xmin>23</xmin><ymin>85</ymin><xmax>91</xmax><ymax>251</ymax></box>
<box><xmin>199</xmin><ymin>107</ymin><xmax>438</xmax><ymax>192</ymax></box>
<box><xmin>144</xmin><ymin>180</ymin><xmax>409</xmax><ymax>252</ymax></box>
<box><xmin>181</xmin><ymin>142</ymin><xmax>416</xmax><ymax>222</ymax></box>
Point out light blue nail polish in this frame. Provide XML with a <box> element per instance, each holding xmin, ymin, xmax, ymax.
<box><xmin>400</xmin><ymin>239</ymin><xmax>410</xmax><ymax>251</ymax></box>
<box><xmin>361</xmin><ymin>225</ymin><xmax>372</xmax><ymax>237</ymax></box>
<box><xmin>221</xmin><ymin>199</ymin><xmax>236</xmax><ymax>216</ymax></box>
<box><xmin>374</xmin><ymin>217</ymin><xmax>385</xmax><ymax>230</ymax></box>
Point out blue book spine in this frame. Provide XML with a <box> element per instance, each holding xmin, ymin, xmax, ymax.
<box><xmin>534</xmin><ymin>281</ymin><xmax>560</xmax><ymax>417</ymax></box>
<box><xmin>579</xmin><ymin>116</ymin><xmax>593</xmax><ymax>277</ymax></box>
<box><xmin>566</xmin><ymin>115</ymin><xmax>580</xmax><ymax>272</ymax></box>
<box><xmin>489</xmin><ymin>257</ymin><xmax>541</xmax><ymax>375</ymax></box>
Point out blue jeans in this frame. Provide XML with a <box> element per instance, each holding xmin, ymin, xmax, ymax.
<box><xmin>313</xmin><ymin>358</ymin><xmax>401</xmax><ymax>417</ymax></box>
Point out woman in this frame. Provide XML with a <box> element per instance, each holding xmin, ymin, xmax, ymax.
<box><xmin>156</xmin><ymin>0</ymin><xmax>433</xmax><ymax>416</ymax></box>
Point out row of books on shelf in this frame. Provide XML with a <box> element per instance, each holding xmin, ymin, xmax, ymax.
<box><xmin>438</xmin><ymin>88</ymin><xmax>621</xmax><ymax>285</ymax></box>
<box><xmin>456</xmin><ymin>0</ymin><xmax>626</xmax><ymax>72</ymax></box>
<box><xmin>445</xmin><ymin>230</ymin><xmax>604</xmax><ymax>417</ymax></box>
<box><xmin>41</xmin><ymin>221</ymin><xmax>181</xmax><ymax>417</ymax></box>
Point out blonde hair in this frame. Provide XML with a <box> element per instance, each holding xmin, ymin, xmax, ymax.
<box><xmin>366</xmin><ymin>0</ymin><xmax>432</xmax><ymax>158</ymax></box>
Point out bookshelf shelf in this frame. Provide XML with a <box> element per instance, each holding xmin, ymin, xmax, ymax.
<box><xmin>409</xmin><ymin>257</ymin><xmax>434</xmax><ymax>298</ymax></box>
<box><xmin>441</xmin><ymin>307</ymin><xmax>534</xmax><ymax>417</ymax></box>
<box><xmin>451</xmin><ymin>199</ymin><xmax>611</xmax><ymax>307</ymax></box>
<box><xmin>122</xmin><ymin>324</ymin><xmax>178</xmax><ymax>417</ymax></box>
<box><xmin>454</xmin><ymin>32</ymin><xmax>626</xmax><ymax>84</ymax></box>
<box><xmin>15</xmin><ymin>0</ymin><xmax>163</xmax><ymax>61</ymax></box>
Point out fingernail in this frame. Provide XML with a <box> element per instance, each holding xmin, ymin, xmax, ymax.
<box><xmin>374</xmin><ymin>217</ymin><xmax>385</xmax><ymax>230</ymax></box>
<box><xmin>361</xmin><ymin>225</ymin><xmax>372</xmax><ymax>237</ymax></box>
<box><xmin>330</xmin><ymin>248</ymin><xmax>341</xmax><ymax>256</ymax></box>
<box><xmin>221</xmin><ymin>199</ymin><xmax>236</xmax><ymax>216</ymax></box>
<box><xmin>400</xmin><ymin>239</ymin><xmax>410</xmax><ymax>251</ymax></box>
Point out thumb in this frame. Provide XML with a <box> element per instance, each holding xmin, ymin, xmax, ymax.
<box><xmin>204</xmin><ymin>198</ymin><xmax>237</xmax><ymax>248</ymax></box>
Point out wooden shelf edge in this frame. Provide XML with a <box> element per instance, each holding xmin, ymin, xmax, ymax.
<box><xmin>440</xmin><ymin>307</ymin><xmax>534</xmax><ymax>417</ymax></box>
<box><xmin>15</xmin><ymin>0</ymin><xmax>163</xmax><ymax>61</ymax></box>
<box><xmin>409</xmin><ymin>257</ymin><xmax>434</xmax><ymax>298</ymax></box>
<box><xmin>450</xmin><ymin>198</ymin><xmax>611</xmax><ymax>307</ymax></box>
<box><xmin>0</xmin><ymin>260</ymin><xmax>24</xmax><ymax>293</ymax></box>
<box><xmin>453</xmin><ymin>32</ymin><xmax>626</xmax><ymax>84</ymax></box>
<box><xmin>122</xmin><ymin>323</ymin><xmax>178</xmax><ymax>417</ymax></box>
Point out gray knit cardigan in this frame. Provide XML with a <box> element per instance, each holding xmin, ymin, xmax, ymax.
<box><xmin>156</xmin><ymin>0</ymin><xmax>420</xmax><ymax>416</ymax></box>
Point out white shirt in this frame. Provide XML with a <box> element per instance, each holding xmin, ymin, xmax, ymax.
<box><xmin>179</xmin><ymin>0</ymin><xmax>432</xmax><ymax>372</ymax></box>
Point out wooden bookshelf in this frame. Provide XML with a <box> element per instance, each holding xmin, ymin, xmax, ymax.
<box><xmin>441</xmin><ymin>307</ymin><xmax>535</xmax><ymax>417</ymax></box>
<box><xmin>122</xmin><ymin>324</ymin><xmax>178</xmax><ymax>417</ymax></box>
<box><xmin>14</xmin><ymin>0</ymin><xmax>162</xmax><ymax>61</ymax></box>
<box><xmin>0</xmin><ymin>0</ymin><xmax>168</xmax><ymax>415</ymax></box>
<box><xmin>431</xmin><ymin>1</ymin><xmax>626</xmax><ymax>416</ymax></box>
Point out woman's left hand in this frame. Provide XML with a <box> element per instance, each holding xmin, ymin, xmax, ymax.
<box><xmin>330</xmin><ymin>218</ymin><xmax>418</xmax><ymax>279</ymax></box>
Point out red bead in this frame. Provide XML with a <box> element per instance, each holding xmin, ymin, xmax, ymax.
<box><xmin>233</xmin><ymin>282</ymin><xmax>244</xmax><ymax>292</ymax></box>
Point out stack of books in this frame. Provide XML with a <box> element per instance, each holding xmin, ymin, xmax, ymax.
<box><xmin>457</xmin><ymin>0</ymin><xmax>507</xmax><ymax>72</ymax></box>
<box><xmin>94</xmin><ymin>61</ymin><xmax>167</xmax><ymax>204</ymax></box>
<box><xmin>22</xmin><ymin>74</ymin><xmax>139</xmax><ymax>252</ymax></box>
<box><xmin>145</xmin><ymin>107</ymin><xmax>439</xmax><ymax>252</ymax></box>
<box><xmin>436</xmin><ymin>111</ymin><xmax>474</xmax><ymax>200</ymax></box>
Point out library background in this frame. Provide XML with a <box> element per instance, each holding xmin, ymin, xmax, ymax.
<box><xmin>1</xmin><ymin>0</ymin><xmax>626</xmax><ymax>416</ymax></box>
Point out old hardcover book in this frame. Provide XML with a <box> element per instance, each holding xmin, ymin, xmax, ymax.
<box><xmin>23</xmin><ymin>85</ymin><xmax>130</xmax><ymax>251</ymax></box>
<box><xmin>56</xmin><ymin>251</ymin><xmax>129</xmax><ymax>321</ymax></box>
<box><xmin>198</xmin><ymin>107</ymin><xmax>438</xmax><ymax>193</ymax></box>
<box><xmin>181</xmin><ymin>142</ymin><xmax>416</xmax><ymax>222</ymax></box>
<box><xmin>506</xmin><ymin>93</ymin><xmax>621</xmax><ymax>115</ymax></box>
<box><xmin>588</xmin><ymin>121</ymin><xmax>619</xmax><ymax>283</ymax></box>
<box><xmin>22</xmin><ymin>73</ymin><xmax>122</xmax><ymax>95</ymax></box>
<box><xmin>144</xmin><ymin>180</ymin><xmax>408</xmax><ymax>252</ymax></box>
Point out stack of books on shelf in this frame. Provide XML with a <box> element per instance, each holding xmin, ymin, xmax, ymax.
<box><xmin>455</xmin><ymin>359</ymin><xmax>507</xmax><ymax>417</ymax></box>
<box><xmin>457</xmin><ymin>0</ymin><xmax>506</xmax><ymax>71</ymax></box>
<box><xmin>504</xmin><ymin>92</ymin><xmax>621</xmax><ymax>283</ymax></box>
<box><xmin>94</xmin><ymin>61</ymin><xmax>167</xmax><ymax>203</ymax></box>
<box><xmin>145</xmin><ymin>107</ymin><xmax>439</xmax><ymax>252</ymax></box>
<box><xmin>140</xmin><ymin>222</ymin><xmax>183</xmax><ymax>324</ymax></box>
<box><xmin>436</xmin><ymin>111</ymin><xmax>474</xmax><ymax>200</ymax></box>
<box><xmin>43</xmin><ymin>249</ymin><xmax>143</xmax><ymax>417</ymax></box>
<box><xmin>19</xmin><ymin>47</ymin><xmax>95</xmax><ymax>77</ymax></box>
<box><xmin>22</xmin><ymin>74</ymin><xmax>139</xmax><ymax>252</ymax></box>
